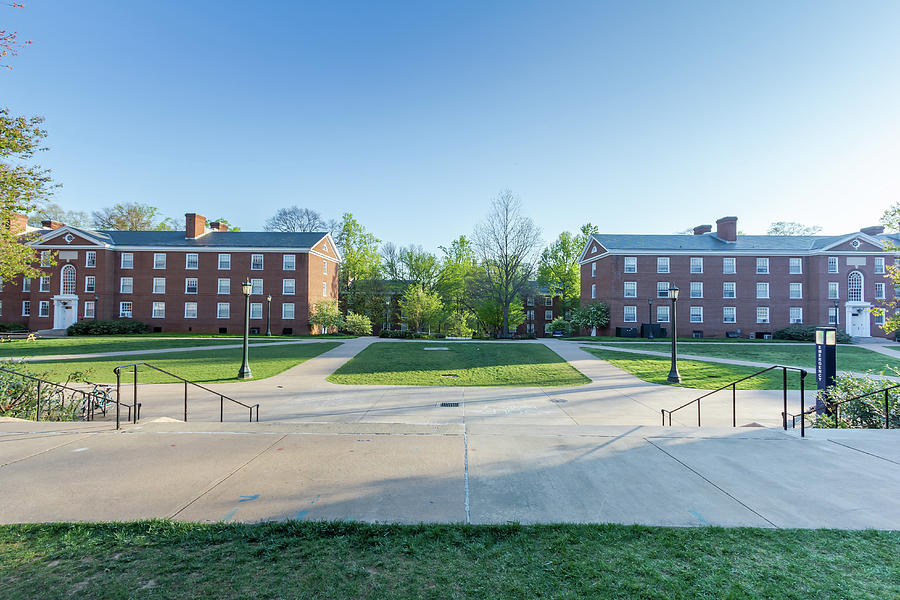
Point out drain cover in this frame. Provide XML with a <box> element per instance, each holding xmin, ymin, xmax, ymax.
<box><xmin>441</xmin><ymin>374</ymin><xmax>459</xmax><ymax>378</ymax></box>
<box><xmin>550</xmin><ymin>398</ymin><xmax>567</xmax><ymax>403</ymax></box>
<box><xmin>440</xmin><ymin>402</ymin><xmax>460</xmax><ymax>408</ymax></box>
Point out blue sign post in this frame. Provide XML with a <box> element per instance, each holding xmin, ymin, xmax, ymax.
<box><xmin>815</xmin><ymin>326</ymin><xmax>837</xmax><ymax>416</ymax></box>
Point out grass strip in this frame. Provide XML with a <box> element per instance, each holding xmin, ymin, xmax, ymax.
<box><xmin>0</xmin><ymin>336</ymin><xmax>290</xmax><ymax>358</ymax></box>
<box><xmin>0</xmin><ymin>520</ymin><xmax>897</xmax><ymax>600</ymax></box>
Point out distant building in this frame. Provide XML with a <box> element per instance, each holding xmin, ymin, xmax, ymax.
<box><xmin>516</xmin><ymin>284</ymin><xmax>565</xmax><ymax>337</ymax></box>
<box><xmin>2</xmin><ymin>213</ymin><xmax>341</xmax><ymax>334</ymax></box>
<box><xmin>578</xmin><ymin>216</ymin><xmax>896</xmax><ymax>338</ymax></box>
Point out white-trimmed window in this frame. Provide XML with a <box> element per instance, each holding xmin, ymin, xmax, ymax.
<box><xmin>84</xmin><ymin>276</ymin><xmax>96</xmax><ymax>293</ymax></box>
<box><xmin>121</xmin><ymin>253</ymin><xmax>134</xmax><ymax>269</ymax></box>
<box><xmin>657</xmin><ymin>281</ymin><xmax>669</xmax><ymax>298</ymax></box>
<box><xmin>657</xmin><ymin>305</ymin><xmax>670</xmax><ymax>323</ymax></box>
<box><xmin>283</xmin><ymin>279</ymin><xmax>295</xmax><ymax>295</ymax></box>
<box><xmin>848</xmin><ymin>271</ymin><xmax>863</xmax><ymax>302</ymax></box>
<box><xmin>689</xmin><ymin>306</ymin><xmax>703</xmax><ymax>323</ymax></box>
<box><xmin>152</xmin><ymin>302</ymin><xmax>165</xmax><ymax>319</ymax></box>
<box><xmin>789</xmin><ymin>307</ymin><xmax>803</xmax><ymax>324</ymax></box>
<box><xmin>756</xmin><ymin>282</ymin><xmax>769</xmax><ymax>299</ymax></box>
<box><xmin>218</xmin><ymin>278</ymin><xmax>230</xmax><ymax>294</ymax></box>
<box><xmin>828</xmin><ymin>282</ymin><xmax>839</xmax><ymax>299</ymax></box>
<box><xmin>875</xmin><ymin>282</ymin><xmax>885</xmax><ymax>299</ymax></box>
<box><xmin>875</xmin><ymin>257</ymin><xmax>885</xmax><ymax>274</ymax></box>
<box><xmin>723</xmin><ymin>306</ymin><xmax>736</xmax><ymax>323</ymax></box>
<box><xmin>526</xmin><ymin>323</ymin><xmax>535</xmax><ymax>334</ymax></box>
<box><xmin>217</xmin><ymin>302</ymin><xmax>230</xmax><ymax>319</ymax></box>
<box><xmin>40</xmin><ymin>251</ymin><xmax>51</xmax><ymax>267</ymax></box>
<box><xmin>875</xmin><ymin>312</ymin><xmax>885</xmax><ymax>326</ymax></box>
<box><xmin>39</xmin><ymin>276</ymin><xmax>50</xmax><ymax>292</ymax></box>
<box><xmin>153</xmin><ymin>277</ymin><xmax>166</xmax><ymax>294</ymax></box>
<box><xmin>545</xmin><ymin>296</ymin><xmax>553</xmax><ymax>307</ymax></box>
<box><xmin>185</xmin><ymin>278</ymin><xmax>199</xmax><ymax>294</ymax></box>
<box><xmin>322</xmin><ymin>281</ymin><xmax>327</xmax><ymax>296</ymax></box>
<box><xmin>250</xmin><ymin>302</ymin><xmax>263</xmax><ymax>319</ymax></box>
<box><xmin>657</xmin><ymin>257</ymin><xmax>670</xmax><ymax>273</ymax></box>
<box><xmin>251</xmin><ymin>254</ymin><xmax>264</xmax><ymax>270</ymax></box>
<box><xmin>623</xmin><ymin>305</ymin><xmax>637</xmax><ymax>322</ymax></box>
<box><xmin>119</xmin><ymin>301</ymin><xmax>132</xmax><ymax>318</ymax></box>
<box><xmin>756</xmin><ymin>258</ymin><xmax>769</xmax><ymax>274</ymax></box>
<box><xmin>527</xmin><ymin>296</ymin><xmax>534</xmax><ymax>307</ymax></box>
<box><xmin>38</xmin><ymin>300</ymin><xmax>49</xmax><ymax>317</ymax></box>
<box><xmin>690</xmin><ymin>282</ymin><xmax>703</xmax><ymax>298</ymax></box>
<box><xmin>789</xmin><ymin>258</ymin><xmax>802</xmax><ymax>274</ymax></box>
<box><xmin>544</xmin><ymin>322</ymin><xmax>552</xmax><ymax>334</ymax></box>
<box><xmin>61</xmin><ymin>265</ymin><xmax>76</xmax><ymax>294</ymax></box>
<box><xmin>282</xmin><ymin>303</ymin><xmax>295</xmax><ymax>319</ymax></box>
<box><xmin>544</xmin><ymin>309</ymin><xmax>553</xmax><ymax>320</ymax></box>
<box><xmin>283</xmin><ymin>254</ymin><xmax>296</xmax><ymax>270</ymax></box>
<box><xmin>84</xmin><ymin>301</ymin><xmax>95</xmax><ymax>319</ymax></box>
<box><xmin>591</xmin><ymin>262</ymin><xmax>597</xmax><ymax>277</ymax></box>
<box><xmin>690</xmin><ymin>257</ymin><xmax>703</xmax><ymax>274</ymax></box>
<box><xmin>184</xmin><ymin>302</ymin><xmax>198</xmax><ymax>319</ymax></box>
<box><xmin>323</xmin><ymin>260</ymin><xmax>327</xmax><ymax>275</ymax></box>
<box><xmin>153</xmin><ymin>253</ymin><xmax>166</xmax><ymax>269</ymax></box>
<box><xmin>723</xmin><ymin>257</ymin><xmax>736</xmax><ymax>274</ymax></box>
<box><xmin>526</xmin><ymin>309</ymin><xmax>535</xmax><ymax>321</ymax></box>
<box><xmin>828</xmin><ymin>307</ymin><xmax>837</xmax><ymax>325</ymax></box>
<box><xmin>85</xmin><ymin>251</ymin><xmax>96</xmax><ymax>267</ymax></box>
<box><xmin>251</xmin><ymin>278</ymin><xmax>263</xmax><ymax>295</ymax></box>
<box><xmin>21</xmin><ymin>300</ymin><xmax>30</xmax><ymax>316</ymax></box>
<box><xmin>591</xmin><ymin>284</ymin><xmax>596</xmax><ymax>299</ymax></box>
<box><xmin>624</xmin><ymin>281</ymin><xmax>637</xmax><ymax>298</ymax></box>
<box><xmin>624</xmin><ymin>257</ymin><xmax>637</xmax><ymax>273</ymax></box>
<box><xmin>756</xmin><ymin>307</ymin><xmax>769</xmax><ymax>323</ymax></box>
<box><xmin>827</xmin><ymin>256</ymin><xmax>838</xmax><ymax>273</ymax></box>
<box><xmin>185</xmin><ymin>253</ymin><xmax>199</xmax><ymax>270</ymax></box>
<box><xmin>723</xmin><ymin>282</ymin><xmax>736</xmax><ymax>299</ymax></box>
<box><xmin>22</xmin><ymin>278</ymin><xmax>30</xmax><ymax>292</ymax></box>
<box><xmin>218</xmin><ymin>254</ymin><xmax>231</xmax><ymax>270</ymax></box>
<box><xmin>789</xmin><ymin>283</ymin><xmax>802</xmax><ymax>299</ymax></box>
<box><xmin>120</xmin><ymin>277</ymin><xmax>133</xmax><ymax>294</ymax></box>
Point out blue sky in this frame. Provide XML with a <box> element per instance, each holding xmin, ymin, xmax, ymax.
<box><xmin>4</xmin><ymin>1</ymin><xmax>900</xmax><ymax>250</ymax></box>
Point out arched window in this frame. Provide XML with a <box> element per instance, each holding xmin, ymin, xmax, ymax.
<box><xmin>848</xmin><ymin>271</ymin><xmax>863</xmax><ymax>302</ymax></box>
<box><xmin>61</xmin><ymin>265</ymin><xmax>76</xmax><ymax>295</ymax></box>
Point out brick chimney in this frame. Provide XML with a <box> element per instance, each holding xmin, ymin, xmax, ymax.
<box><xmin>860</xmin><ymin>225</ymin><xmax>885</xmax><ymax>236</ymax></box>
<box><xmin>208</xmin><ymin>221</ymin><xmax>228</xmax><ymax>232</ymax></box>
<box><xmin>716</xmin><ymin>216</ymin><xmax>738</xmax><ymax>242</ymax></box>
<box><xmin>8</xmin><ymin>213</ymin><xmax>28</xmax><ymax>236</ymax></box>
<box><xmin>693</xmin><ymin>224</ymin><xmax>712</xmax><ymax>235</ymax></box>
<box><xmin>185</xmin><ymin>213</ymin><xmax>207</xmax><ymax>239</ymax></box>
<box><xmin>41</xmin><ymin>220</ymin><xmax>64</xmax><ymax>230</ymax></box>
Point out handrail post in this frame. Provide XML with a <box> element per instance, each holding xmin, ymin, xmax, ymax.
<box><xmin>36</xmin><ymin>380</ymin><xmax>41</xmax><ymax>422</ymax></box>
<box><xmin>115</xmin><ymin>368</ymin><xmax>121</xmax><ymax>430</ymax></box>
<box><xmin>800</xmin><ymin>380</ymin><xmax>805</xmax><ymax>438</ymax></box>
<box><xmin>220</xmin><ymin>395</ymin><xmax>224</xmax><ymax>423</ymax></box>
<box><xmin>732</xmin><ymin>383</ymin><xmax>736</xmax><ymax>428</ymax></box>
<box><xmin>697</xmin><ymin>398</ymin><xmax>701</xmax><ymax>427</ymax></box>
<box><xmin>661</xmin><ymin>409</ymin><xmax>665</xmax><ymax>426</ymax></box>
<box><xmin>782</xmin><ymin>367</ymin><xmax>788</xmax><ymax>430</ymax></box>
<box><xmin>886</xmin><ymin>389</ymin><xmax>890</xmax><ymax>430</ymax></box>
<box><xmin>132</xmin><ymin>365</ymin><xmax>138</xmax><ymax>424</ymax></box>
<box><xmin>184</xmin><ymin>380</ymin><xmax>188</xmax><ymax>422</ymax></box>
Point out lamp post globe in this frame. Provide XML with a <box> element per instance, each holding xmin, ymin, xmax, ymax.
<box><xmin>266</xmin><ymin>295</ymin><xmax>272</xmax><ymax>337</ymax></box>
<box><xmin>667</xmin><ymin>285</ymin><xmax>681</xmax><ymax>384</ymax></box>
<box><xmin>238</xmin><ymin>280</ymin><xmax>253</xmax><ymax>379</ymax></box>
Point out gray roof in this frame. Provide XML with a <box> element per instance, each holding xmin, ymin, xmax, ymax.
<box><xmin>586</xmin><ymin>232</ymin><xmax>882</xmax><ymax>253</ymax></box>
<box><xmin>58</xmin><ymin>228</ymin><xmax>329</xmax><ymax>249</ymax></box>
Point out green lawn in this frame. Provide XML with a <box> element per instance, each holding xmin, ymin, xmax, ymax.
<box><xmin>328</xmin><ymin>342</ymin><xmax>590</xmax><ymax>386</ymax></box>
<box><xmin>583</xmin><ymin>347</ymin><xmax>810</xmax><ymax>390</ymax></box>
<box><xmin>14</xmin><ymin>342</ymin><xmax>341</xmax><ymax>384</ymax></box>
<box><xmin>565</xmin><ymin>336</ymin><xmax>805</xmax><ymax>343</ymax></box>
<box><xmin>0</xmin><ymin>336</ymin><xmax>291</xmax><ymax>358</ymax></box>
<box><xmin>0</xmin><ymin>521</ymin><xmax>897</xmax><ymax>600</ymax></box>
<box><xmin>593</xmin><ymin>342</ymin><xmax>900</xmax><ymax>374</ymax></box>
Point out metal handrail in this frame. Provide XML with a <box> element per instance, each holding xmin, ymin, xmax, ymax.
<box><xmin>661</xmin><ymin>365</ymin><xmax>807</xmax><ymax>430</ymax></box>
<box><xmin>113</xmin><ymin>362</ymin><xmax>259</xmax><ymax>429</ymax></box>
<box><xmin>786</xmin><ymin>380</ymin><xmax>900</xmax><ymax>437</ymax></box>
<box><xmin>0</xmin><ymin>365</ymin><xmax>138</xmax><ymax>423</ymax></box>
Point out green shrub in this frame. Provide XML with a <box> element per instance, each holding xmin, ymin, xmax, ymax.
<box><xmin>344</xmin><ymin>312</ymin><xmax>373</xmax><ymax>336</ymax></box>
<box><xmin>774</xmin><ymin>325</ymin><xmax>852</xmax><ymax>344</ymax></box>
<box><xmin>0</xmin><ymin>361</ymin><xmax>88</xmax><ymax>421</ymax></box>
<box><xmin>570</xmin><ymin>302</ymin><xmax>611</xmax><ymax>333</ymax></box>
<box><xmin>67</xmin><ymin>319</ymin><xmax>150</xmax><ymax>336</ymax></box>
<box><xmin>549</xmin><ymin>317</ymin><xmax>573</xmax><ymax>336</ymax></box>
<box><xmin>817</xmin><ymin>369</ymin><xmax>900</xmax><ymax>428</ymax></box>
<box><xmin>0</xmin><ymin>322</ymin><xmax>27</xmax><ymax>332</ymax></box>
<box><xmin>444</xmin><ymin>312</ymin><xmax>474</xmax><ymax>338</ymax></box>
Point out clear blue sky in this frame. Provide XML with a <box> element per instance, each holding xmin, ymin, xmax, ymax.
<box><xmin>4</xmin><ymin>1</ymin><xmax>900</xmax><ymax>250</ymax></box>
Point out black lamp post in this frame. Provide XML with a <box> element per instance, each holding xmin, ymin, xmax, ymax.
<box><xmin>833</xmin><ymin>299</ymin><xmax>840</xmax><ymax>328</ymax></box>
<box><xmin>93</xmin><ymin>293</ymin><xmax>99</xmax><ymax>320</ymax></box>
<box><xmin>648</xmin><ymin>298</ymin><xmax>654</xmax><ymax>339</ymax></box>
<box><xmin>667</xmin><ymin>285</ymin><xmax>681</xmax><ymax>384</ymax></box>
<box><xmin>238</xmin><ymin>280</ymin><xmax>253</xmax><ymax>379</ymax></box>
<box><xmin>266</xmin><ymin>294</ymin><xmax>272</xmax><ymax>336</ymax></box>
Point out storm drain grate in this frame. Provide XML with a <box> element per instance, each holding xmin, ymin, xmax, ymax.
<box><xmin>441</xmin><ymin>374</ymin><xmax>459</xmax><ymax>378</ymax></box>
<box><xmin>440</xmin><ymin>402</ymin><xmax>460</xmax><ymax>408</ymax></box>
<box><xmin>549</xmin><ymin>398</ymin><xmax>567</xmax><ymax>403</ymax></box>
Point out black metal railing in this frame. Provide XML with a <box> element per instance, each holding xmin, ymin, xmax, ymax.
<box><xmin>786</xmin><ymin>381</ymin><xmax>899</xmax><ymax>437</ymax></box>
<box><xmin>0</xmin><ymin>366</ymin><xmax>138</xmax><ymax>423</ymax></box>
<box><xmin>661</xmin><ymin>365</ymin><xmax>807</xmax><ymax>429</ymax></box>
<box><xmin>113</xmin><ymin>362</ymin><xmax>259</xmax><ymax>429</ymax></box>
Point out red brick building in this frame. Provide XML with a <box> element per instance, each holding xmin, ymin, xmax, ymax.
<box><xmin>579</xmin><ymin>216</ymin><xmax>896</xmax><ymax>339</ymax></box>
<box><xmin>2</xmin><ymin>213</ymin><xmax>341</xmax><ymax>334</ymax></box>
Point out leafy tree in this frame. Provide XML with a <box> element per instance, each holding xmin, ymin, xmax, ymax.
<box><xmin>28</xmin><ymin>202</ymin><xmax>89</xmax><ymax>228</ymax></box>
<box><xmin>1</xmin><ymin>108</ymin><xmax>55</xmax><ymax>282</ymax></box>
<box><xmin>443</xmin><ymin>310</ymin><xmax>474</xmax><ymax>338</ymax></box>
<box><xmin>308</xmin><ymin>298</ymin><xmax>344</xmax><ymax>334</ymax></box>
<box><xmin>880</xmin><ymin>203</ymin><xmax>900</xmax><ymax>232</ymax></box>
<box><xmin>1</xmin><ymin>4</ymin><xmax>30</xmax><ymax>71</ymax></box>
<box><xmin>472</xmin><ymin>191</ymin><xmax>542</xmax><ymax>336</ymax></box>
<box><xmin>475</xmin><ymin>297</ymin><xmax>525</xmax><ymax>336</ymax></box>
<box><xmin>344</xmin><ymin>312</ymin><xmax>373</xmax><ymax>336</ymax></box>
<box><xmin>264</xmin><ymin>206</ymin><xmax>335</xmax><ymax>233</ymax></box>
<box><xmin>381</xmin><ymin>243</ymin><xmax>440</xmax><ymax>290</ymax></box>
<box><xmin>435</xmin><ymin>235</ymin><xmax>477</xmax><ymax>311</ymax></box>
<box><xmin>537</xmin><ymin>223</ymin><xmax>598</xmax><ymax>313</ymax></box>
<box><xmin>549</xmin><ymin>316</ymin><xmax>573</xmax><ymax>336</ymax></box>
<box><xmin>399</xmin><ymin>285</ymin><xmax>444</xmax><ymax>333</ymax></box>
<box><xmin>766</xmin><ymin>221</ymin><xmax>822</xmax><ymax>236</ymax></box>
<box><xmin>92</xmin><ymin>203</ymin><xmax>175</xmax><ymax>230</ymax></box>
<box><xmin>571</xmin><ymin>301</ymin><xmax>611</xmax><ymax>335</ymax></box>
<box><xmin>337</xmin><ymin>212</ymin><xmax>382</xmax><ymax>315</ymax></box>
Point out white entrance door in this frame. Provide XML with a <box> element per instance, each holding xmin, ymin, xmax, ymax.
<box><xmin>52</xmin><ymin>297</ymin><xmax>79</xmax><ymax>330</ymax></box>
<box><xmin>847</xmin><ymin>305</ymin><xmax>870</xmax><ymax>337</ymax></box>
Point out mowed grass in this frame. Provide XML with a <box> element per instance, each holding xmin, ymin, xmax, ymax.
<box><xmin>1</xmin><ymin>521</ymin><xmax>897</xmax><ymax>600</ymax></box>
<box><xmin>328</xmin><ymin>342</ymin><xmax>589</xmax><ymax>386</ymax></box>
<box><xmin>19</xmin><ymin>342</ymin><xmax>341</xmax><ymax>384</ymax></box>
<box><xmin>599</xmin><ymin>342</ymin><xmax>900</xmax><ymax>374</ymax></box>
<box><xmin>583</xmin><ymin>347</ymin><xmax>810</xmax><ymax>390</ymax></box>
<box><xmin>0</xmin><ymin>336</ymin><xmax>288</xmax><ymax>358</ymax></box>
<box><xmin>566</xmin><ymin>335</ymin><xmax>804</xmax><ymax>343</ymax></box>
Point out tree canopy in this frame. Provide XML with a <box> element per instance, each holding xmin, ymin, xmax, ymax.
<box><xmin>537</xmin><ymin>223</ymin><xmax>598</xmax><ymax>312</ymax></box>
<box><xmin>766</xmin><ymin>221</ymin><xmax>822</xmax><ymax>236</ymax></box>
<box><xmin>92</xmin><ymin>203</ymin><xmax>175</xmax><ymax>231</ymax></box>
<box><xmin>264</xmin><ymin>206</ymin><xmax>337</xmax><ymax>233</ymax></box>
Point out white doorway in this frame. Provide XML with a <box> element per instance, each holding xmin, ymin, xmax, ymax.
<box><xmin>52</xmin><ymin>296</ymin><xmax>79</xmax><ymax>330</ymax></box>
<box><xmin>845</xmin><ymin>303</ymin><xmax>870</xmax><ymax>337</ymax></box>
